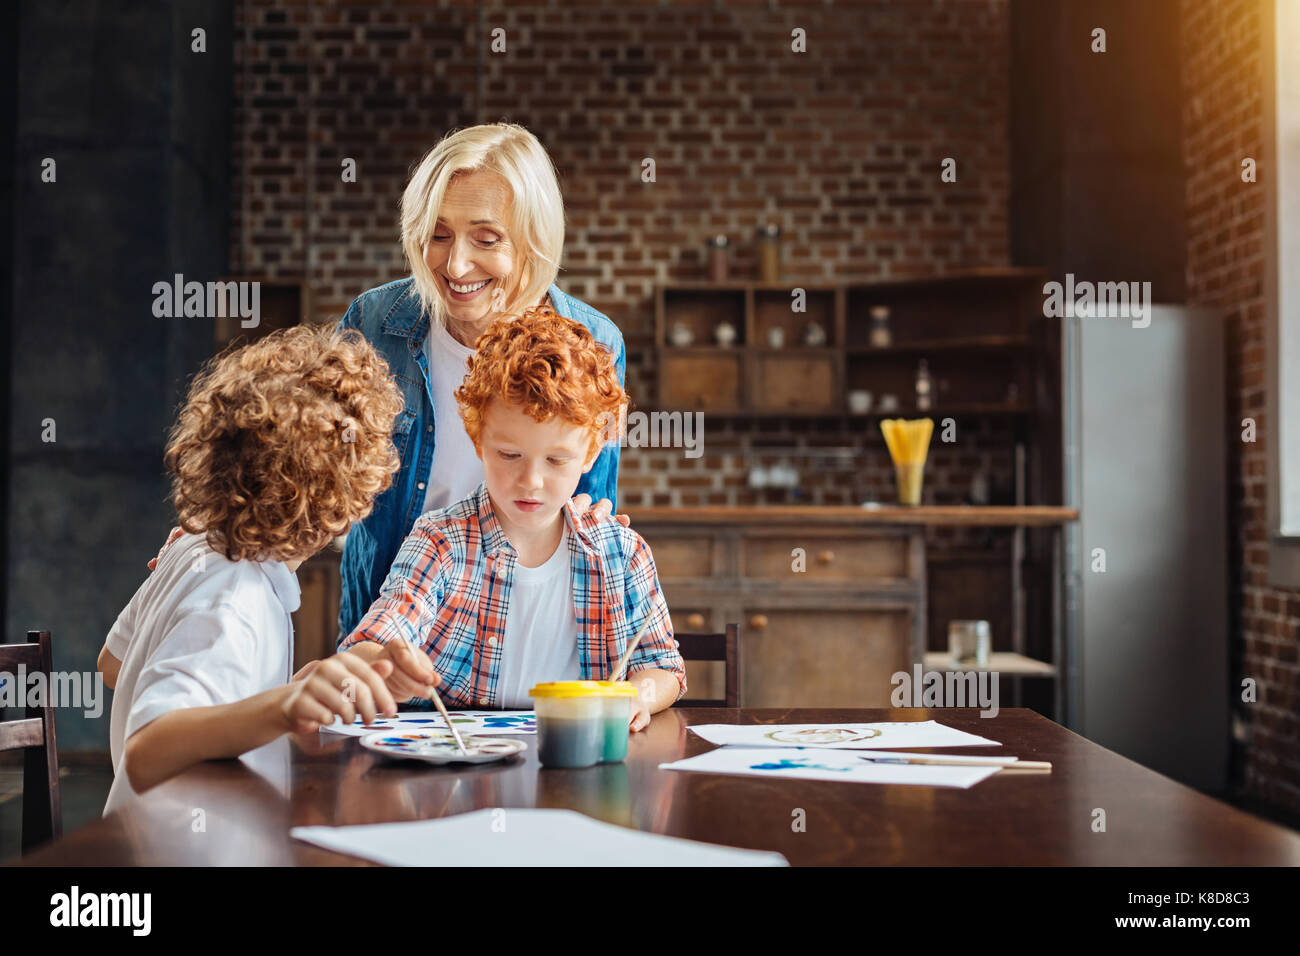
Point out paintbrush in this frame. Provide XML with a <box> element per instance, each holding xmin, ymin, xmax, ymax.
<box><xmin>858</xmin><ymin>754</ymin><xmax>1052</xmax><ymax>770</ymax></box>
<box><xmin>428</xmin><ymin>683</ymin><xmax>470</xmax><ymax>756</ymax></box>
<box><xmin>608</xmin><ymin>616</ymin><xmax>655</xmax><ymax>683</ymax></box>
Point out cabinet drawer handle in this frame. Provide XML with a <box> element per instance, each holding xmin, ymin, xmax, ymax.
<box><xmin>749</xmin><ymin>613</ymin><xmax>768</xmax><ymax>630</ymax></box>
<box><xmin>817</xmin><ymin>549</ymin><xmax>835</xmax><ymax>565</ymax></box>
<box><xmin>685</xmin><ymin>613</ymin><xmax>705</xmax><ymax>629</ymax></box>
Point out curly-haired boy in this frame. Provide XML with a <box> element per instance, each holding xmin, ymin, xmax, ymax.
<box><xmin>98</xmin><ymin>324</ymin><xmax>424</xmax><ymax>811</ymax></box>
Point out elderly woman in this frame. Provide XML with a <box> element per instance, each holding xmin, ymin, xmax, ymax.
<box><xmin>334</xmin><ymin>123</ymin><xmax>625</xmax><ymax>641</ymax></box>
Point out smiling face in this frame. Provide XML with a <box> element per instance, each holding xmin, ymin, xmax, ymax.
<box><xmin>422</xmin><ymin>171</ymin><xmax>518</xmax><ymax>337</ymax></box>
<box><xmin>475</xmin><ymin>398</ymin><xmax>597</xmax><ymax>535</ymax></box>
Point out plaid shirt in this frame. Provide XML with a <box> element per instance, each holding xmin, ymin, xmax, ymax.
<box><xmin>340</xmin><ymin>482</ymin><xmax>686</xmax><ymax>708</ymax></box>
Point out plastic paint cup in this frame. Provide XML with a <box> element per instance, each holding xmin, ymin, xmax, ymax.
<box><xmin>529</xmin><ymin>681</ymin><xmax>606</xmax><ymax>768</ymax></box>
<box><xmin>594</xmin><ymin>681</ymin><xmax>637</xmax><ymax>763</ymax></box>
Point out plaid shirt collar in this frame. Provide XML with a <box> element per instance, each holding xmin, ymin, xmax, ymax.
<box><xmin>471</xmin><ymin>481</ymin><xmax>603</xmax><ymax>562</ymax></box>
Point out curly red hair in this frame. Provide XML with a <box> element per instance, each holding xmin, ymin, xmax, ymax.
<box><xmin>454</xmin><ymin>305</ymin><xmax>627</xmax><ymax>459</ymax></box>
<box><xmin>163</xmin><ymin>324</ymin><xmax>404</xmax><ymax>563</ymax></box>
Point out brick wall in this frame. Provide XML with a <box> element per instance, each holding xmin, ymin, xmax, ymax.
<box><xmin>1182</xmin><ymin>0</ymin><xmax>1300</xmax><ymax>814</ymax></box>
<box><xmin>231</xmin><ymin>0</ymin><xmax>1014</xmax><ymax>525</ymax></box>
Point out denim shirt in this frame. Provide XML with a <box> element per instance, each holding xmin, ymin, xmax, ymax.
<box><xmin>334</xmin><ymin>277</ymin><xmax>625</xmax><ymax>642</ymax></box>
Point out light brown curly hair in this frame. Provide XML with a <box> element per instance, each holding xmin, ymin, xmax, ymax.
<box><xmin>163</xmin><ymin>324</ymin><xmax>404</xmax><ymax>563</ymax></box>
<box><xmin>454</xmin><ymin>305</ymin><xmax>628</xmax><ymax>461</ymax></box>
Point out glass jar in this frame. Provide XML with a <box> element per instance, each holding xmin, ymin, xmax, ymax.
<box><xmin>869</xmin><ymin>305</ymin><xmax>893</xmax><ymax>347</ymax></box>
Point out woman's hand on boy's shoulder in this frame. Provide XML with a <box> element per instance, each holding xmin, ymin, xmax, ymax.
<box><xmin>280</xmin><ymin>652</ymin><xmax>398</xmax><ymax>733</ymax></box>
<box><xmin>571</xmin><ymin>493</ymin><xmax>631</xmax><ymax>528</ymax></box>
<box><xmin>147</xmin><ymin>525</ymin><xmax>186</xmax><ymax>571</ymax></box>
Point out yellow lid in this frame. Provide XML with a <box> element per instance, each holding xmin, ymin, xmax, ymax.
<box><xmin>594</xmin><ymin>680</ymin><xmax>638</xmax><ymax>697</ymax></box>
<box><xmin>528</xmin><ymin>680</ymin><xmax>605</xmax><ymax>699</ymax></box>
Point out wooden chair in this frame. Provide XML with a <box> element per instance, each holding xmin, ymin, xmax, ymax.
<box><xmin>0</xmin><ymin>631</ymin><xmax>62</xmax><ymax>851</ymax></box>
<box><xmin>673</xmin><ymin>623</ymin><xmax>740</xmax><ymax>707</ymax></box>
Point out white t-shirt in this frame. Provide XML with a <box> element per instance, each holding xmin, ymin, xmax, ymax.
<box><xmin>423</xmin><ymin>322</ymin><xmax>485</xmax><ymax>514</ymax></box>
<box><xmin>497</xmin><ymin>530</ymin><xmax>582</xmax><ymax>708</ymax></box>
<box><xmin>103</xmin><ymin>532</ymin><xmax>300</xmax><ymax>814</ymax></box>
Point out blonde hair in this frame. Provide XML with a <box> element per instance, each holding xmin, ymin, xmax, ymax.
<box><xmin>401</xmin><ymin>123</ymin><xmax>564</xmax><ymax>327</ymax></box>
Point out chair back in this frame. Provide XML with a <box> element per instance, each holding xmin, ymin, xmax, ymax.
<box><xmin>674</xmin><ymin>623</ymin><xmax>740</xmax><ymax>707</ymax></box>
<box><xmin>0</xmin><ymin>631</ymin><xmax>62</xmax><ymax>851</ymax></box>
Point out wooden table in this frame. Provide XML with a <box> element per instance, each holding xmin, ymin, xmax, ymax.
<box><xmin>16</xmin><ymin>708</ymin><xmax>1300</xmax><ymax>866</ymax></box>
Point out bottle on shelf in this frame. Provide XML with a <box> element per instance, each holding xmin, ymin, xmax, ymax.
<box><xmin>757</xmin><ymin>223</ymin><xmax>781</xmax><ymax>282</ymax></box>
<box><xmin>869</xmin><ymin>305</ymin><xmax>893</xmax><ymax>347</ymax></box>
<box><xmin>706</xmin><ymin>234</ymin><xmax>729</xmax><ymax>282</ymax></box>
<box><xmin>915</xmin><ymin>359</ymin><xmax>933</xmax><ymax>411</ymax></box>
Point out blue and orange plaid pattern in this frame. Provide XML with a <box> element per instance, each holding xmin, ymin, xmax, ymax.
<box><xmin>339</xmin><ymin>482</ymin><xmax>686</xmax><ymax>708</ymax></box>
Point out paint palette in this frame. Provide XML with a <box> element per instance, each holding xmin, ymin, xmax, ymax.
<box><xmin>360</xmin><ymin>730</ymin><xmax>527</xmax><ymax>765</ymax></box>
<box><xmin>321</xmin><ymin>710</ymin><xmax>537</xmax><ymax>737</ymax></box>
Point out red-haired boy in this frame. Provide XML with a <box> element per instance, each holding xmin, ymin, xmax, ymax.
<box><xmin>340</xmin><ymin>306</ymin><xmax>685</xmax><ymax>730</ymax></box>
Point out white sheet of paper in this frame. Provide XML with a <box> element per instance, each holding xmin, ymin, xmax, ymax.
<box><xmin>687</xmin><ymin>720</ymin><xmax>1000</xmax><ymax>750</ymax></box>
<box><xmin>660</xmin><ymin>747</ymin><xmax>1001</xmax><ymax>788</ymax></box>
<box><xmin>320</xmin><ymin>710</ymin><xmax>536</xmax><ymax>737</ymax></box>
<box><xmin>290</xmin><ymin>809</ymin><xmax>789</xmax><ymax>867</ymax></box>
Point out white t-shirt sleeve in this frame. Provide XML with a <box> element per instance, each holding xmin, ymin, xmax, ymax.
<box><xmin>104</xmin><ymin>600</ymin><xmax>136</xmax><ymax>659</ymax></box>
<box><xmin>123</xmin><ymin>605</ymin><xmax>263</xmax><ymax>742</ymax></box>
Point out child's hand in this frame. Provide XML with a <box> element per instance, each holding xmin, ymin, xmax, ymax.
<box><xmin>291</xmin><ymin>660</ymin><xmax>320</xmax><ymax>682</ymax></box>
<box><xmin>630</xmin><ymin>695</ymin><xmax>652</xmax><ymax>733</ymax></box>
<box><xmin>376</xmin><ymin>639</ymin><xmax>440</xmax><ymax>702</ymax></box>
<box><xmin>280</xmin><ymin>653</ymin><xmax>398</xmax><ymax>733</ymax></box>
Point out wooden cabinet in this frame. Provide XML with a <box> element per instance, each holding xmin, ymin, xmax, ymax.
<box><xmin>751</xmin><ymin>351</ymin><xmax>838</xmax><ymax>412</ymax></box>
<box><xmin>656</xmin><ymin>283</ymin><xmax>847</xmax><ymax>415</ymax></box>
<box><xmin>636</xmin><ymin>517</ymin><xmax>927</xmax><ymax>708</ymax></box>
<box><xmin>652</xmin><ymin>271</ymin><xmax>1051</xmax><ymax>420</ymax></box>
<box><xmin>658</xmin><ymin>350</ymin><xmax>744</xmax><ymax>411</ymax></box>
<box><xmin>739</xmin><ymin>529</ymin><xmax>913</xmax><ymax>583</ymax></box>
<box><xmin>740</xmin><ymin>606</ymin><xmax>913</xmax><ymax>707</ymax></box>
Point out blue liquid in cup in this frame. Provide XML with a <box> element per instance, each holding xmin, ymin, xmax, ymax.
<box><xmin>537</xmin><ymin>715</ymin><xmax>604</xmax><ymax>768</ymax></box>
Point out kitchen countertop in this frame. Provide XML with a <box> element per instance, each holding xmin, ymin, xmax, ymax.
<box><xmin>622</xmin><ymin>505</ymin><xmax>1079</xmax><ymax>527</ymax></box>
